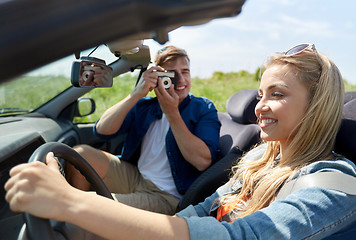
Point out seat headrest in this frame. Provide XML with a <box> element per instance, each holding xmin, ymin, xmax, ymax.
<box><xmin>226</xmin><ymin>89</ymin><xmax>258</xmax><ymax>124</ymax></box>
<box><xmin>343</xmin><ymin>99</ymin><xmax>356</xmax><ymax>121</ymax></box>
<box><xmin>335</xmin><ymin>119</ymin><xmax>356</xmax><ymax>162</ymax></box>
<box><xmin>335</xmin><ymin>98</ymin><xmax>356</xmax><ymax>162</ymax></box>
<box><xmin>344</xmin><ymin>91</ymin><xmax>356</xmax><ymax>104</ymax></box>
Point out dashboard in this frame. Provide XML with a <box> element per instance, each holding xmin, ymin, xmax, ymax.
<box><xmin>0</xmin><ymin>115</ymin><xmax>80</xmax><ymax>221</ymax></box>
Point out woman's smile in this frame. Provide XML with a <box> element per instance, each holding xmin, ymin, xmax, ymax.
<box><xmin>259</xmin><ymin>117</ymin><xmax>277</xmax><ymax>128</ymax></box>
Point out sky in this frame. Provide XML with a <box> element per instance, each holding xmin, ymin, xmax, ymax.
<box><xmin>144</xmin><ymin>0</ymin><xmax>356</xmax><ymax>85</ymax></box>
<box><xmin>31</xmin><ymin>0</ymin><xmax>356</xmax><ymax>85</ymax></box>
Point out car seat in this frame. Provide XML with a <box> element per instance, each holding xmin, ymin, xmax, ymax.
<box><xmin>344</xmin><ymin>91</ymin><xmax>356</xmax><ymax>104</ymax></box>
<box><xmin>177</xmin><ymin>89</ymin><xmax>261</xmax><ymax>211</ymax></box>
<box><xmin>335</xmin><ymin>91</ymin><xmax>356</xmax><ymax>163</ymax></box>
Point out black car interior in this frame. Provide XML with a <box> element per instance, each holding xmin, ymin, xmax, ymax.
<box><xmin>178</xmin><ymin>89</ymin><xmax>261</xmax><ymax>210</ymax></box>
<box><xmin>335</xmin><ymin>91</ymin><xmax>356</xmax><ymax>162</ymax></box>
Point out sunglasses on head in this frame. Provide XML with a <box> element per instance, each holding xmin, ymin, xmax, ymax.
<box><xmin>284</xmin><ymin>43</ymin><xmax>322</xmax><ymax>63</ymax></box>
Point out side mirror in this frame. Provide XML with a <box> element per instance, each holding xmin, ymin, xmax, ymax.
<box><xmin>71</xmin><ymin>57</ymin><xmax>113</xmax><ymax>88</ymax></box>
<box><xmin>75</xmin><ymin>98</ymin><xmax>95</xmax><ymax>117</ymax></box>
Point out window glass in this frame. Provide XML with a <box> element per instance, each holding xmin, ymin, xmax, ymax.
<box><xmin>73</xmin><ymin>72</ymin><xmax>140</xmax><ymax>123</ymax></box>
<box><xmin>0</xmin><ymin>74</ymin><xmax>71</xmax><ymax>116</ymax></box>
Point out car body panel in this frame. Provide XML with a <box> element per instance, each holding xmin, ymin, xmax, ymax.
<box><xmin>0</xmin><ymin>0</ymin><xmax>246</xmax><ymax>82</ymax></box>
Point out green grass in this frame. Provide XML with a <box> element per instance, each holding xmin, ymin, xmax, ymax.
<box><xmin>74</xmin><ymin>70</ymin><xmax>261</xmax><ymax>123</ymax></box>
<box><xmin>190</xmin><ymin>71</ymin><xmax>260</xmax><ymax>112</ymax></box>
<box><xmin>76</xmin><ymin>70</ymin><xmax>356</xmax><ymax>123</ymax></box>
<box><xmin>0</xmin><ymin>75</ymin><xmax>70</xmax><ymax>112</ymax></box>
<box><xmin>344</xmin><ymin>80</ymin><xmax>356</xmax><ymax>92</ymax></box>
<box><xmin>73</xmin><ymin>73</ymin><xmax>139</xmax><ymax>123</ymax></box>
<box><xmin>2</xmin><ymin>71</ymin><xmax>355</xmax><ymax>123</ymax></box>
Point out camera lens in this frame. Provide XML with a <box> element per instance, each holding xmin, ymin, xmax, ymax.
<box><xmin>161</xmin><ymin>77</ymin><xmax>172</xmax><ymax>88</ymax></box>
<box><xmin>82</xmin><ymin>70</ymin><xmax>94</xmax><ymax>81</ymax></box>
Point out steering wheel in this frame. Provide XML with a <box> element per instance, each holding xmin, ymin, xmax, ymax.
<box><xmin>19</xmin><ymin>142</ymin><xmax>113</xmax><ymax>240</ymax></box>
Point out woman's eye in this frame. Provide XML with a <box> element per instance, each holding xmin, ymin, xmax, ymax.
<box><xmin>256</xmin><ymin>91</ymin><xmax>283</xmax><ymax>100</ymax></box>
<box><xmin>271</xmin><ymin>92</ymin><xmax>284</xmax><ymax>98</ymax></box>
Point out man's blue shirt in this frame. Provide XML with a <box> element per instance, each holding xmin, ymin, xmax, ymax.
<box><xmin>94</xmin><ymin>93</ymin><xmax>221</xmax><ymax>194</ymax></box>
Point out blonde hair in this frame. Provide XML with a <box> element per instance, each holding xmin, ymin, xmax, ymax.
<box><xmin>218</xmin><ymin>48</ymin><xmax>344</xmax><ymax>219</ymax></box>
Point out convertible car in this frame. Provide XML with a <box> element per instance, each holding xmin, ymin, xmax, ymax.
<box><xmin>0</xmin><ymin>0</ymin><xmax>355</xmax><ymax>239</ymax></box>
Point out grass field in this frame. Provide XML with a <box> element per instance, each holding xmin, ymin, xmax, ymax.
<box><xmin>0</xmin><ymin>75</ymin><xmax>71</xmax><ymax>114</ymax></box>
<box><xmin>75</xmin><ymin>70</ymin><xmax>356</xmax><ymax>123</ymax></box>
<box><xmin>74</xmin><ymin>70</ymin><xmax>261</xmax><ymax>123</ymax></box>
<box><xmin>1</xmin><ymin>70</ymin><xmax>355</xmax><ymax>123</ymax></box>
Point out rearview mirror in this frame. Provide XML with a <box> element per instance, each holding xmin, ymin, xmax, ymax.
<box><xmin>71</xmin><ymin>56</ymin><xmax>113</xmax><ymax>88</ymax></box>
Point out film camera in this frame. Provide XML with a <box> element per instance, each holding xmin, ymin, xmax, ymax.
<box><xmin>71</xmin><ymin>56</ymin><xmax>113</xmax><ymax>87</ymax></box>
<box><xmin>156</xmin><ymin>70</ymin><xmax>178</xmax><ymax>89</ymax></box>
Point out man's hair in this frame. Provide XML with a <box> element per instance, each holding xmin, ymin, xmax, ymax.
<box><xmin>155</xmin><ymin>46</ymin><xmax>190</xmax><ymax>66</ymax></box>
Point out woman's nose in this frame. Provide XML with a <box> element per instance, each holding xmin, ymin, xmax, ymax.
<box><xmin>255</xmin><ymin>99</ymin><xmax>270</xmax><ymax>116</ymax></box>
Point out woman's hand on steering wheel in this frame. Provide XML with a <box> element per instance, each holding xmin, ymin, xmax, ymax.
<box><xmin>5</xmin><ymin>152</ymin><xmax>77</xmax><ymax>221</ymax></box>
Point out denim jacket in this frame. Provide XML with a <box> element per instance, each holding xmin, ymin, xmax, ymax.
<box><xmin>177</xmin><ymin>144</ymin><xmax>356</xmax><ymax>239</ymax></box>
<box><xmin>94</xmin><ymin>93</ymin><xmax>221</xmax><ymax>195</ymax></box>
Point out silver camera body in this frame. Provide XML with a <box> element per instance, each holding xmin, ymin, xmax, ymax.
<box><xmin>156</xmin><ymin>70</ymin><xmax>178</xmax><ymax>89</ymax></box>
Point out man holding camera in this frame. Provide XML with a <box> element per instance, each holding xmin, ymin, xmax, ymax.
<box><xmin>67</xmin><ymin>46</ymin><xmax>221</xmax><ymax>215</ymax></box>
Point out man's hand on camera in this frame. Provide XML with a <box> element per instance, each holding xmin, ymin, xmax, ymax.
<box><xmin>133</xmin><ymin>66</ymin><xmax>165</xmax><ymax>98</ymax></box>
<box><xmin>154</xmin><ymin>78</ymin><xmax>179</xmax><ymax>116</ymax></box>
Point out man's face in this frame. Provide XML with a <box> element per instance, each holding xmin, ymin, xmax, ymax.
<box><xmin>162</xmin><ymin>57</ymin><xmax>191</xmax><ymax>103</ymax></box>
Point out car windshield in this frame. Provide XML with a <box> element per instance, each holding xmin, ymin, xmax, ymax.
<box><xmin>0</xmin><ymin>59</ymin><xmax>72</xmax><ymax>116</ymax></box>
<box><xmin>0</xmin><ymin>77</ymin><xmax>71</xmax><ymax>117</ymax></box>
<box><xmin>0</xmin><ymin>46</ymin><xmax>117</xmax><ymax>117</ymax></box>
